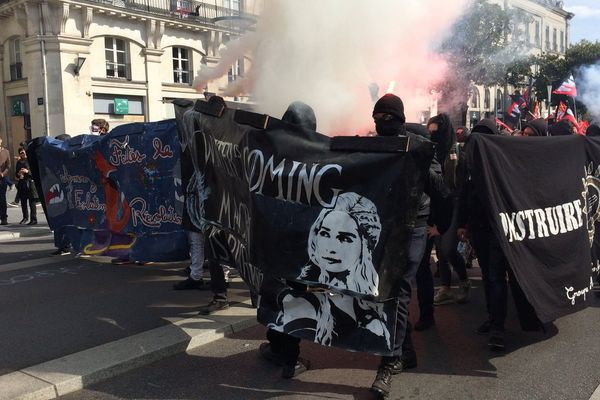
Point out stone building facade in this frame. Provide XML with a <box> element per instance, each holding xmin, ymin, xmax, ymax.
<box><xmin>0</xmin><ymin>0</ymin><xmax>260</xmax><ymax>158</ymax></box>
<box><xmin>466</xmin><ymin>0</ymin><xmax>574</xmax><ymax>126</ymax></box>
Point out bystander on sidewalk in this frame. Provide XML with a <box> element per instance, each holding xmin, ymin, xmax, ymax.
<box><xmin>0</xmin><ymin>185</ymin><xmax>49</xmax><ymax>241</ymax></box>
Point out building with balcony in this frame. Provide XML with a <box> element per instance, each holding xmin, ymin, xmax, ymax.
<box><xmin>0</xmin><ymin>0</ymin><xmax>261</xmax><ymax>158</ymax></box>
<box><xmin>466</xmin><ymin>0</ymin><xmax>574</xmax><ymax>126</ymax></box>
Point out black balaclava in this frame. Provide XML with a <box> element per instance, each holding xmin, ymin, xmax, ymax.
<box><xmin>587</xmin><ymin>124</ymin><xmax>600</xmax><ymax>137</ymax></box>
<box><xmin>372</xmin><ymin>94</ymin><xmax>406</xmax><ymax>137</ymax></box>
<box><xmin>548</xmin><ymin>120</ymin><xmax>573</xmax><ymax>136</ymax></box>
<box><xmin>524</xmin><ymin>118</ymin><xmax>548</xmax><ymax>136</ymax></box>
<box><xmin>282</xmin><ymin>101</ymin><xmax>317</xmax><ymax>131</ymax></box>
<box><xmin>472</xmin><ymin>118</ymin><xmax>500</xmax><ymax>135</ymax></box>
<box><xmin>427</xmin><ymin>113</ymin><xmax>455</xmax><ymax>161</ymax></box>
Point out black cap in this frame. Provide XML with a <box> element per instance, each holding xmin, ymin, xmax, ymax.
<box><xmin>373</xmin><ymin>94</ymin><xmax>405</xmax><ymax>123</ymax></box>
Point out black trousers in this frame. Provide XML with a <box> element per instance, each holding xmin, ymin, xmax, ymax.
<box><xmin>18</xmin><ymin>192</ymin><xmax>36</xmax><ymax>222</ymax></box>
<box><xmin>206</xmin><ymin>259</ymin><xmax>228</xmax><ymax>297</ymax></box>
<box><xmin>416</xmin><ymin>236</ymin><xmax>436</xmax><ymax>321</ymax></box>
<box><xmin>266</xmin><ymin>328</ymin><xmax>300</xmax><ymax>366</ymax></box>
<box><xmin>469</xmin><ymin>226</ymin><xmax>540</xmax><ymax>332</ymax></box>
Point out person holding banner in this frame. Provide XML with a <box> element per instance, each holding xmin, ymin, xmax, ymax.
<box><xmin>370</xmin><ymin>94</ymin><xmax>448</xmax><ymax>399</ymax></box>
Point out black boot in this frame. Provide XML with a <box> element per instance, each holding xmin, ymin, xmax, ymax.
<box><xmin>371</xmin><ymin>362</ymin><xmax>394</xmax><ymax>398</ymax></box>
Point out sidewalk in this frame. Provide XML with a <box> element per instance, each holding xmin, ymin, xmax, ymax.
<box><xmin>0</xmin><ymin>292</ymin><xmax>258</xmax><ymax>400</ymax></box>
<box><xmin>0</xmin><ymin>187</ymin><xmax>50</xmax><ymax>241</ymax></box>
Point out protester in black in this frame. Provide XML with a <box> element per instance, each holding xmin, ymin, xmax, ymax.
<box><xmin>457</xmin><ymin>118</ymin><xmax>542</xmax><ymax>351</ymax></box>
<box><xmin>523</xmin><ymin>118</ymin><xmax>549</xmax><ymax>136</ymax></box>
<box><xmin>427</xmin><ymin>114</ymin><xmax>471</xmax><ymax>306</ymax></box>
<box><xmin>258</xmin><ymin>101</ymin><xmax>316</xmax><ymax>379</ymax></box>
<box><xmin>15</xmin><ymin>147</ymin><xmax>37</xmax><ymax>225</ymax></box>
<box><xmin>370</xmin><ymin>94</ymin><xmax>449</xmax><ymax>399</ymax></box>
<box><xmin>587</xmin><ymin>124</ymin><xmax>600</xmax><ymax>137</ymax></box>
<box><xmin>0</xmin><ymin>136</ymin><xmax>10</xmax><ymax>225</ymax></box>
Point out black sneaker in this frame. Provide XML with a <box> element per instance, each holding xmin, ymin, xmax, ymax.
<box><xmin>282</xmin><ymin>358</ymin><xmax>310</xmax><ymax>379</ymax></box>
<box><xmin>172</xmin><ymin>277</ymin><xmax>210</xmax><ymax>291</ymax></box>
<box><xmin>19</xmin><ymin>218</ymin><xmax>28</xmax><ymax>224</ymax></box>
<box><xmin>370</xmin><ymin>365</ymin><xmax>393</xmax><ymax>398</ymax></box>
<box><xmin>51</xmin><ymin>247</ymin><xmax>71</xmax><ymax>256</ymax></box>
<box><xmin>198</xmin><ymin>299</ymin><xmax>229</xmax><ymax>315</ymax></box>
<box><xmin>414</xmin><ymin>317</ymin><xmax>435</xmax><ymax>331</ymax></box>
<box><xmin>488</xmin><ymin>331</ymin><xmax>505</xmax><ymax>351</ymax></box>
<box><xmin>259</xmin><ymin>342</ymin><xmax>283</xmax><ymax>365</ymax></box>
<box><xmin>180</xmin><ymin>266</ymin><xmax>192</xmax><ymax>277</ymax></box>
<box><xmin>27</xmin><ymin>220</ymin><xmax>37</xmax><ymax>225</ymax></box>
<box><xmin>1</xmin><ymin>220</ymin><xmax>8</xmax><ymax>226</ymax></box>
<box><xmin>476</xmin><ymin>319</ymin><xmax>491</xmax><ymax>335</ymax></box>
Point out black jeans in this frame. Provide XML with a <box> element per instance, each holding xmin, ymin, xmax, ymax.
<box><xmin>18</xmin><ymin>192</ymin><xmax>36</xmax><ymax>221</ymax></box>
<box><xmin>206</xmin><ymin>259</ymin><xmax>228</xmax><ymax>298</ymax></box>
<box><xmin>389</xmin><ymin>226</ymin><xmax>428</xmax><ymax>358</ymax></box>
<box><xmin>416</xmin><ymin>236</ymin><xmax>436</xmax><ymax>321</ymax></box>
<box><xmin>439</xmin><ymin>203</ymin><xmax>468</xmax><ymax>286</ymax></box>
<box><xmin>469</xmin><ymin>226</ymin><xmax>540</xmax><ymax>332</ymax></box>
<box><xmin>0</xmin><ymin>178</ymin><xmax>7</xmax><ymax>221</ymax></box>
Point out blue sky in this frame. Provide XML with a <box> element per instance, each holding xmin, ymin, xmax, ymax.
<box><xmin>565</xmin><ymin>0</ymin><xmax>600</xmax><ymax>43</ymax></box>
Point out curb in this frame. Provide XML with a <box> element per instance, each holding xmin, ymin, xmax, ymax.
<box><xmin>0</xmin><ymin>301</ymin><xmax>258</xmax><ymax>400</ymax></box>
<box><xmin>0</xmin><ymin>228</ymin><xmax>51</xmax><ymax>242</ymax></box>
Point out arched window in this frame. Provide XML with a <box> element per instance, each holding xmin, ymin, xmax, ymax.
<box><xmin>484</xmin><ymin>88</ymin><xmax>491</xmax><ymax>109</ymax></box>
<box><xmin>105</xmin><ymin>37</ymin><xmax>129</xmax><ymax>79</ymax></box>
<box><xmin>471</xmin><ymin>88</ymin><xmax>480</xmax><ymax>108</ymax></box>
<box><xmin>9</xmin><ymin>37</ymin><xmax>22</xmax><ymax>81</ymax></box>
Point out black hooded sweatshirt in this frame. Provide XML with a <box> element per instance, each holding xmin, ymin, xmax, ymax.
<box><xmin>456</xmin><ymin>118</ymin><xmax>500</xmax><ymax>231</ymax></box>
<box><xmin>524</xmin><ymin>118</ymin><xmax>548</xmax><ymax>136</ymax></box>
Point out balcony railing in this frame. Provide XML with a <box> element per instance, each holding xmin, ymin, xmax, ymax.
<box><xmin>83</xmin><ymin>0</ymin><xmax>257</xmax><ymax>30</ymax></box>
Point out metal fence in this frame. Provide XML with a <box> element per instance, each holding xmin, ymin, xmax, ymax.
<box><xmin>83</xmin><ymin>0</ymin><xmax>256</xmax><ymax>29</ymax></box>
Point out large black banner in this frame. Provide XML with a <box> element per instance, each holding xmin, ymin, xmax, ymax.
<box><xmin>175</xmin><ymin>99</ymin><xmax>433</xmax><ymax>355</ymax></box>
<box><xmin>468</xmin><ymin>134</ymin><xmax>600</xmax><ymax>323</ymax></box>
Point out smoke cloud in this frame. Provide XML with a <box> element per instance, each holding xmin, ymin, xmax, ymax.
<box><xmin>578</xmin><ymin>62</ymin><xmax>600</xmax><ymax>122</ymax></box>
<box><xmin>196</xmin><ymin>0</ymin><xmax>468</xmax><ymax>135</ymax></box>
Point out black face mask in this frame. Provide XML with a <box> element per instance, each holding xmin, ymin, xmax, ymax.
<box><xmin>375</xmin><ymin>119</ymin><xmax>403</xmax><ymax>137</ymax></box>
<box><xmin>429</xmin><ymin>131</ymin><xmax>440</xmax><ymax>143</ymax></box>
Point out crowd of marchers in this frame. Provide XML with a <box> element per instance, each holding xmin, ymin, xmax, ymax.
<box><xmin>2</xmin><ymin>95</ymin><xmax>600</xmax><ymax>400</ymax></box>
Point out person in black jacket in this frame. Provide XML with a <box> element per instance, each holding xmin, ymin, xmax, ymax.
<box><xmin>15</xmin><ymin>146</ymin><xmax>37</xmax><ymax>225</ymax></box>
<box><xmin>456</xmin><ymin>118</ymin><xmax>542</xmax><ymax>352</ymax></box>
<box><xmin>370</xmin><ymin>94</ymin><xmax>449</xmax><ymax>399</ymax></box>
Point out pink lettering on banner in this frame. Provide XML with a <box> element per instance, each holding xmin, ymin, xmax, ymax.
<box><xmin>129</xmin><ymin>197</ymin><xmax>182</xmax><ymax>228</ymax></box>
<box><xmin>109</xmin><ymin>136</ymin><xmax>147</xmax><ymax>166</ymax></box>
<box><xmin>152</xmin><ymin>138</ymin><xmax>174</xmax><ymax>160</ymax></box>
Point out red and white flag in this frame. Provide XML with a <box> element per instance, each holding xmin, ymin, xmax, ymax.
<box><xmin>553</xmin><ymin>75</ymin><xmax>577</xmax><ymax>97</ymax></box>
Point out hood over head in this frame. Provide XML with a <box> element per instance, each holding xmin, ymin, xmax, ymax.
<box><xmin>472</xmin><ymin>118</ymin><xmax>500</xmax><ymax>135</ymax></box>
<box><xmin>282</xmin><ymin>101</ymin><xmax>317</xmax><ymax>131</ymax></box>
<box><xmin>523</xmin><ymin>118</ymin><xmax>548</xmax><ymax>136</ymax></box>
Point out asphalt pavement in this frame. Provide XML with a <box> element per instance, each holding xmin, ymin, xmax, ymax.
<box><xmin>56</xmin><ymin>282</ymin><xmax>600</xmax><ymax>400</ymax></box>
<box><xmin>2</xmin><ymin>186</ymin><xmax>600</xmax><ymax>400</ymax></box>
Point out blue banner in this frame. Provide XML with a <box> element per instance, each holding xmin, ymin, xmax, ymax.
<box><xmin>31</xmin><ymin>120</ymin><xmax>189</xmax><ymax>262</ymax></box>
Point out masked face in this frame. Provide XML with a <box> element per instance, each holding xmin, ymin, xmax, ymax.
<box><xmin>374</xmin><ymin>114</ymin><xmax>402</xmax><ymax>137</ymax></box>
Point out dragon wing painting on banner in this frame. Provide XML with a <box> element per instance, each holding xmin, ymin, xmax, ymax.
<box><xmin>28</xmin><ymin>120</ymin><xmax>189</xmax><ymax>262</ymax></box>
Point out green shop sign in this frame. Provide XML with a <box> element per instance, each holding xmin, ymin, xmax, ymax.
<box><xmin>114</xmin><ymin>98</ymin><xmax>129</xmax><ymax>115</ymax></box>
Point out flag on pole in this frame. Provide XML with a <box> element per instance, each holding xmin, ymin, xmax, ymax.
<box><xmin>553</xmin><ymin>75</ymin><xmax>577</xmax><ymax>97</ymax></box>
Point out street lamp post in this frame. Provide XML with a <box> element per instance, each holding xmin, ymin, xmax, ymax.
<box><xmin>547</xmin><ymin>84</ymin><xmax>553</xmax><ymax>118</ymax></box>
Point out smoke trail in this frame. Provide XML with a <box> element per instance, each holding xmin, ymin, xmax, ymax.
<box><xmin>196</xmin><ymin>0</ymin><xmax>469</xmax><ymax>135</ymax></box>
<box><xmin>578</xmin><ymin>62</ymin><xmax>600</xmax><ymax>122</ymax></box>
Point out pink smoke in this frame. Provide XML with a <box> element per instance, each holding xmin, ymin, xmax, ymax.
<box><xmin>194</xmin><ymin>0</ymin><xmax>468</xmax><ymax>135</ymax></box>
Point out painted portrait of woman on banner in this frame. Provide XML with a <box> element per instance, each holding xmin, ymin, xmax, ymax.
<box><xmin>298</xmin><ymin>192</ymin><xmax>381</xmax><ymax>297</ymax></box>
